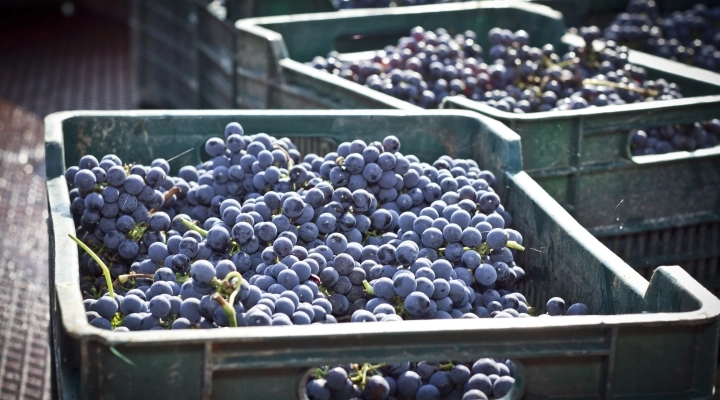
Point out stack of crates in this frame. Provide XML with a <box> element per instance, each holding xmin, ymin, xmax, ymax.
<box><xmin>72</xmin><ymin>1</ymin><xmax>720</xmax><ymax>399</ymax></box>
<box><xmin>132</xmin><ymin>0</ymin><xmax>337</xmax><ymax>109</ymax></box>
<box><xmin>132</xmin><ymin>0</ymin><xmax>207</xmax><ymax>108</ymax></box>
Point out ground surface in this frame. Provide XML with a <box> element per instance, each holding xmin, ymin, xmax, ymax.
<box><xmin>0</xmin><ymin>8</ymin><xmax>136</xmax><ymax>399</ymax></box>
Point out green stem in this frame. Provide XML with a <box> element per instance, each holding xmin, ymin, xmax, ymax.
<box><xmin>368</xmin><ymin>363</ymin><xmax>387</xmax><ymax>375</ymax></box>
<box><xmin>313</xmin><ymin>366</ymin><xmax>330</xmax><ymax>379</ymax></box>
<box><xmin>179</xmin><ymin>217</ymin><xmax>208</xmax><ymax>237</ymax></box>
<box><xmin>391</xmin><ymin>296</ymin><xmax>408</xmax><ymax>319</ymax></box>
<box><xmin>128</xmin><ymin>222</ymin><xmax>148</xmax><ymax>241</ymax></box>
<box><xmin>68</xmin><ymin>234</ymin><xmax>114</xmax><ymax>298</ymax></box>
<box><xmin>478</xmin><ymin>242</ymin><xmax>490</xmax><ymax>256</ymax></box>
<box><xmin>110</xmin><ymin>312</ymin><xmax>125</xmax><ymax>329</ymax></box>
<box><xmin>362</xmin><ymin>280</ymin><xmax>375</xmax><ymax>296</ymax></box>
<box><xmin>582</xmin><ymin>78</ymin><xmax>658</xmax><ymax>97</ymax></box>
<box><xmin>556</xmin><ymin>57</ymin><xmax>579</xmax><ymax>68</ymax></box>
<box><xmin>228</xmin><ymin>240</ymin><xmax>242</xmax><ymax>255</ymax></box>
<box><xmin>210</xmin><ymin>277</ymin><xmax>222</xmax><ymax>293</ymax></box>
<box><xmin>212</xmin><ymin>293</ymin><xmax>237</xmax><ymax>328</ymax></box>
<box><xmin>211</xmin><ymin>272</ymin><xmax>243</xmax><ymax>328</ymax></box>
<box><xmin>273</xmin><ymin>145</ymin><xmax>294</xmax><ymax>169</ymax></box>
<box><xmin>506</xmin><ymin>241</ymin><xmax>525</xmax><ymax>251</ymax></box>
<box><xmin>224</xmin><ymin>272</ymin><xmax>244</xmax><ymax>309</ymax></box>
<box><xmin>110</xmin><ymin>346</ymin><xmax>137</xmax><ymax>368</ymax></box>
<box><xmin>113</xmin><ymin>274</ymin><xmax>154</xmax><ymax>286</ymax></box>
<box><xmin>359</xmin><ymin>363</ymin><xmax>370</xmax><ymax>389</ymax></box>
<box><xmin>438</xmin><ymin>361</ymin><xmax>455</xmax><ymax>371</ymax></box>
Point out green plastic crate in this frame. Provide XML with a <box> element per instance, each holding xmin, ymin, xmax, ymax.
<box><xmin>132</xmin><ymin>0</ymin><xmax>204</xmax><ymax>108</ymax></box>
<box><xmin>221</xmin><ymin>2</ymin><xmax>720</xmax><ymax>110</ymax></box>
<box><xmin>442</xmin><ymin>33</ymin><xmax>720</xmax><ymax>294</ymax></box>
<box><xmin>195</xmin><ymin>1</ymin><xmax>566</xmax><ymax>109</ymax></box>
<box><xmin>47</xmin><ymin>110</ymin><xmax>720</xmax><ymax>400</ymax></box>
<box><xmin>134</xmin><ymin>0</ymin><xmax>337</xmax><ymax>110</ymax></box>
<box><xmin>194</xmin><ymin>0</ymin><xmax>342</xmax><ymax>109</ymax></box>
<box><xmin>523</xmin><ymin>0</ymin><xmax>720</xmax><ymax>28</ymax></box>
<box><xmin>225</xmin><ymin>0</ymin><xmax>335</xmax><ymax>21</ymax></box>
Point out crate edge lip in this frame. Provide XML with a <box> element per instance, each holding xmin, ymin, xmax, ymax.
<box><xmin>442</xmin><ymin>94</ymin><xmax>720</xmax><ymax>122</ymax></box>
<box><xmin>233</xmin><ymin>0</ymin><xmax>564</xmax><ymax>29</ymax></box>
<box><xmin>45</xmin><ymin>110</ymin><xmax>720</xmax><ymax>346</ymax></box>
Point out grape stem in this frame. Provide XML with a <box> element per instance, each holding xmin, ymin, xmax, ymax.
<box><xmin>149</xmin><ymin>187</ymin><xmax>181</xmax><ymax>213</ymax></box>
<box><xmin>438</xmin><ymin>361</ymin><xmax>455</xmax><ymax>371</ymax></box>
<box><xmin>228</xmin><ymin>240</ymin><xmax>242</xmax><ymax>255</ymax></box>
<box><xmin>273</xmin><ymin>145</ymin><xmax>294</xmax><ymax>169</ymax></box>
<box><xmin>109</xmin><ymin>346</ymin><xmax>137</xmax><ymax>369</ymax></box>
<box><xmin>68</xmin><ymin>234</ymin><xmax>114</xmax><ymax>298</ymax></box>
<box><xmin>112</xmin><ymin>273</ymin><xmax>154</xmax><ymax>286</ymax></box>
<box><xmin>556</xmin><ymin>57</ymin><xmax>580</xmax><ymax>68</ymax></box>
<box><xmin>211</xmin><ymin>272</ymin><xmax>243</xmax><ymax>328</ymax></box>
<box><xmin>224</xmin><ymin>272</ymin><xmax>244</xmax><ymax>308</ymax></box>
<box><xmin>362</xmin><ymin>280</ymin><xmax>375</xmax><ymax>296</ymax></box>
<box><xmin>212</xmin><ymin>293</ymin><xmax>236</xmax><ymax>328</ymax></box>
<box><xmin>506</xmin><ymin>240</ymin><xmax>525</xmax><ymax>251</ymax></box>
<box><xmin>110</xmin><ymin>312</ymin><xmax>124</xmax><ymax>329</ymax></box>
<box><xmin>179</xmin><ymin>217</ymin><xmax>208</xmax><ymax>237</ymax></box>
<box><xmin>313</xmin><ymin>366</ymin><xmax>330</xmax><ymax>379</ymax></box>
<box><xmin>128</xmin><ymin>222</ymin><xmax>149</xmax><ymax>241</ymax></box>
<box><xmin>368</xmin><ymin>363</ymin><xmax>386</xmax><ymax>375</ymax></box>
<box><xmin>350</xmin><ymin>363</ymin><xmax>372</xmax><ymax>389</ymax></box>
<box><xmin>582</xmin><ymin>78</ymin><xmax>659</xmax><ymax>97</ymax></box>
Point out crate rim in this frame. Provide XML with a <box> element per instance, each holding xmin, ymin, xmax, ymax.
<box><xmin>233</xmin><ymin>0</ymin><xmax>564</xmax><ymax>27</ymax></box>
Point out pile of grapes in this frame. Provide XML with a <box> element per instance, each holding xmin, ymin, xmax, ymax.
<box><xmin>308</xmin><ymin>358</ymin><xmax>516</xmax><ymax>400</ymax></box>
<box><xmin>577</xmin><ymin>0</ymin><xmax>720</xmax><ymax>72</ymax></box>
<box><xmin>66</xmin><ymin>122</ymin><xmax>588</xmax><ymax>332</ymax></box>
<box><xmin>630</xmin><ymin>119</ymin><xmax>720</xmax><ymax>155</ymax></box>
<box><xmin>308</xmin><ymin>26</ymin><xmax>682</xmax><ymax>111</ymax></box>
<box><xmin>569</xmin><ymin>0</ymin><xmax>720</xmax><ymax>156</ymax></box>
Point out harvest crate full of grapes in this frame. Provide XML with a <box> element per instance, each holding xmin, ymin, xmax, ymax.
<box><xmin>46</xmin><ymin>110</ymin><xmax>720</xmax><ymax>400</ymax></box>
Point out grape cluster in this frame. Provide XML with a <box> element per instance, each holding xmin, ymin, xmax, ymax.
<box><xmin>630</xmin><ymin>119</ymin><xmax>720</xmax><ymax>155</ymax></box>
<box><xmin>309</xmin><ymin>26</ymin><xmax>684</xmax><ymax>112</ymax></box>
<box><xmin>334</xmin><ymin>0</ymin><xmax>465</xmax><ymax>8</ymax></box>
<box><xmin>66</xmin><ymin>121</ymin><xmax>589</xmax><ymax>332</ymax></box>
<box><xmin>580</xmin><ymin>0</ymin><xmax>720</xmax><ymax>72</ymax></box>
<box><xmin>307</xmin><ymin>358</ymin><xmax>516</xmax><ymax>400</ymax></box>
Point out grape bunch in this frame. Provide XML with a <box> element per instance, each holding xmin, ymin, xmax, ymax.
<box><xmin>579</xmin><ymin>0</ymin><xmax>720</xmax><ymax>72</ymax></box>
<box><xmin>334</xmin><ymin>0</ymin><xmax>466</xmax><ymax>9</ymax></box>
<box><xmin>307</xmin><ymin>358</ymin><xmax>516</xmax><ymax>400</ymax></box>
<box><xmin>308</xmin><ymin>25</ymin><xmax>684</xmax><ymax>111</ymax></box>
<box><xmin>65</xmin><ymin>121</ymin><xmax>589</xmax><ymax>332</ymax></box>
<box><xmin>630</xmin><ymin>119</ymin><xmax>720</xmax><ymax>155</ymax></box>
